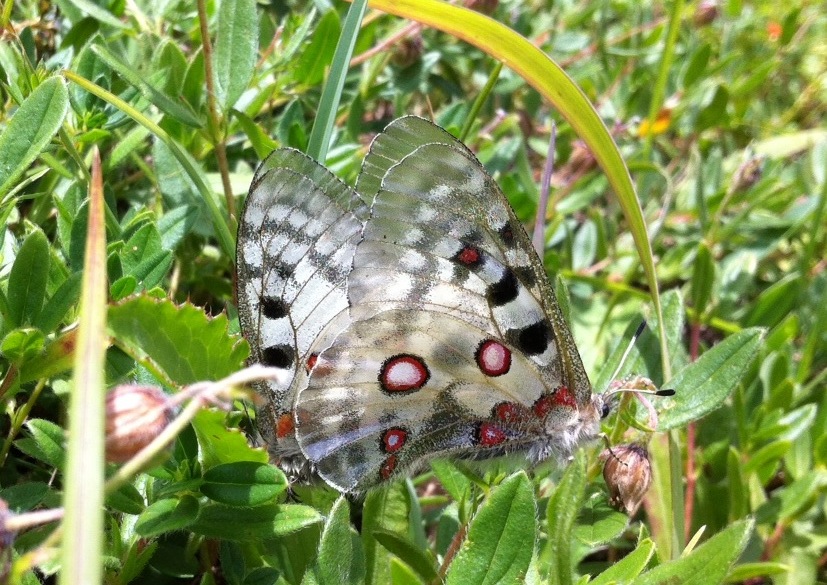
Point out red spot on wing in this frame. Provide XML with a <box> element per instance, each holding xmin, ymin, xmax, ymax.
<box><xmin>493</xmin><ymin>402</ymin><xmax>525</xmax><ymax>424</ymax></box>
<box><xmin>275</xmin><ymin>412</ymin><xmax>295</xmax><ymax>439</ymax></box>
<box><xmin>305</xmin><ymin>353</ymin><xmax>318</xmax><ymax>372</ymax></box>
<box><xmin>379</xmin><ymin>354</ymin><xmax>430</xmax><ymax>393</ymax></box>
<box><xmin>475</xmin><ymin>339</ymin><xmax>512</xmax><ymax>377</ymax></box>
<box><xmin>381</xmin><ymin>427</ymin><xmax>408</xmax><ymax>453</ymax></box>
<box><xmin>553</xmin><ymin>386</ymin><xmax>577</xmax><ymax>408</ymax></box>
<box><xmin>456</xmin><ymin>245</ymin><xmax>481</xmax><ymax>265</ymax></box>
<box><xmin>379</xmin><ymin>455</ymin><xmax>398</xmax><ymax>481</ymax></box>
<box><xmin>532</xmin><ymin>386</ymin><xmax>576</xmax><ymax>418</ymax></box>
<box><xmin>476</xmin><ymin>422</ymin><xmax>507</xmax><ymax>447</ymax></box>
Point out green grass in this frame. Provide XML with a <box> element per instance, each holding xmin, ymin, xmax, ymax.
<box><xmin>0</xmin><ymin>1</ymin><xmax>825</xmax><ymax>584</ymax></box>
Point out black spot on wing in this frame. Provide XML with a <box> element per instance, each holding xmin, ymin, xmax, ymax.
<box><xmin>488</xmin><ymin>269</ymin><xmax>519</xmax><ymax>306</ymax></box>
<box><xmin>261</xmin><ymin>344</ymin><xmax>294</xmax><ymax>368</ymax></box>
<box><xmin>506</xmin><ymin>321</ymin><xmax>552</xmax><ymax>355</ymax></box>
<box><xmin>261</xmin><ymin>296</ymin><xmax>287</xmax><ymax>319</ymax></box>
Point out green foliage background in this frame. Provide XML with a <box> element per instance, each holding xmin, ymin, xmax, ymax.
<box><xmin>0</xmin><ymin>0</ymin><xmax>825</xmax><ymax>584</ymax></box>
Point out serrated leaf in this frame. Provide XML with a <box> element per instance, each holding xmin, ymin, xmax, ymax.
<box><xmin>308</xmin><ymin>497</ymin><xmax>364</xmax><ymax>585</ymax></box>
<box><xmin>0</xmin><ymin>77</ymin><xmax>69</xmax><ymax>199</ymax></box>
<box><xmin>214</xmin><ymin>0</ymin><xmax>258</xmax><ymax>110</ymax></box>
<box><xmin>192</xmin><ymin>409</ymin><xmax>268</xmax><ymax>469</ymax></box>
<box><xmin>658</xmin><ymin>329</ymin><xmax>764</xmax><ymax>430</ymax></box>
<box><xmin>135</xmin><ymin>495</ymin><xmax>200</xmax><ymax>537</ymax></box>
<box><xmin>201</xmin><ymin>461</ymin><xmax>287</xmax><ymax>506</ymax></box>
<box><xmin>635</xmin><ymin>519</ymin><xmax>753</xmax><ymax>585</ymax></box>
<box><xmin>190</xmin><ymin>502</ymin><xmax>322</xmax><ymax>541</ymax></box>
<box><xmin>446</xmin><ymin>472</ymin><xmax>536</xmax><ymax>585</ymax></box>
<box><xmin>107</xmin><ymin>295</ymin><xmax>249</xmax><ymax>385</ymax></box>
<box><xmin>7</xmin><ymin>229</ymin><xmax>50</xmax><ymax>328</ymax></box>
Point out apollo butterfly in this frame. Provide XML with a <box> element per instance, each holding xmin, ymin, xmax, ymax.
<box><xmin>236</xmin><ymin>117</ymin><xmax>607</xmax><ymax>493</ymax></box>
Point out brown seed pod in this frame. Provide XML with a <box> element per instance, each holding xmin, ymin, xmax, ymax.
<box><xmin>601</xmin><ymin>443</ymin><xmax>652</xmax><ymax>515</ymax></box>
<box><xmin>105</xmin><ymin>385</ymin><xmax>172</xmax><ymax>463</ymax></box>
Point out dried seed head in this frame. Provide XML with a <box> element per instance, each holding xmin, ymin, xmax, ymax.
<box><xmin>105</xmin><ymin>385</ymin><xmax>172</xmax><ymax>463</ymax></box>
<box><xmin>601</xmin><ymin>444</ymin><xmax>652</xmax><ymax>515</ymax></box>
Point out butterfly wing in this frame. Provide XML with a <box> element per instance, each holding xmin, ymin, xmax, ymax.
<box><xmin>294</xmin><ymin>117</ymin><xmax>602</xmax><ymax>492</ymax></box>
<box><xmin>237</xmin><ymin>149</ymin><xmax>368</xmax><ymax>470</ymax></box>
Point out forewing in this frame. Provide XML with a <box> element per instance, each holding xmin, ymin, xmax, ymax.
<box><xmin>237</xmin><ymin>149</ymin><xmax>368</xmax><ymax>455</ymax></box>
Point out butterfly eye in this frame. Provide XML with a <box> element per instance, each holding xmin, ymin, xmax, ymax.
<box><xmin>601</xmin><ymin>401</ymin><xmax>613</xmax><ymax>419</ymax></box>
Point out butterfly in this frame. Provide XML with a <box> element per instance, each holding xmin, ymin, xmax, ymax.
<box><xmin>236</xmin><ymin>116</ymin><xmax>607</xmax><ymax>493</ymax></box>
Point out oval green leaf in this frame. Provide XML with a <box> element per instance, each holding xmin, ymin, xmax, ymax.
<box><xmin>201</xmin><ymin>461</ymin><xmax>287</xmax><ymax>507</ymax></box>
<box><xmin>658</xmin><ymin>328</ymin><xmax>764</xmax><ymax>431</ymax></box>
<box><xmin>446</xmin><ymin>471</ymin><xmax>537</xmax><ymax>585</ymax></box>
<box><xmin>0</xmin><ymin>77</ymin><xmax>69</xmax><ymax>199</ymax></box>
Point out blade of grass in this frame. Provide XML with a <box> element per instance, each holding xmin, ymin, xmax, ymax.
<box><xmin>307</xmin><ymin>0</ymin><xmax>369</xmax><ymax>162</ymax></box>
<box><xmin>59</xmin><ymin>149</ymin><xmax>107</xmax><ymax>585</ymax></box>
<box><xmin>62</xmin><ymin>70</ymin><xmax>236</xmax><ymax>262</ymax></box>
<box><xmin>642</xmin><ymin>0</ymin><xmax>684</xmax><ymax>160</ymax></box>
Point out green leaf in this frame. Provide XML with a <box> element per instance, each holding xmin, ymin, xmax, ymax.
<box><xmin>296</xmin><ymin>10</ymin><xmax>340</xmax><ymax>88</ymax></box>
<box><xmin>308</xmin><ymin>497</ymin><xmax>365</xmax><ymax>585</ymax></box>
<box><xmin>107</xmin><ymin>295</ymin><xmax>249</xmax><ymax>385</ymax></box>
<box><xmin>90</xmin><ymin>44</ymin><xmax>203</xmax><ymax>128</ymax></box>
<box><xmin>0</xmin><ymin>76</ymin><xmax>69</xmax><ymax>199</ymax></box>
<box><xmin>189</xmin><ymin>502</ymin><xmax>323</xmax><ymax>541</ymax></box>
<box><xmin>574</xmin><ymin>496</ymin><xmax>629</xmax><ymax>547</ymax></box>
<box><xmin>372</xmin><ymin>529</ymin><xmax>438</xmax><ymax>584</ymax></box>
<box><xmin>201</xmin><ymin>462</ymin><xmax>287</xmax><ymax>507</ymax></box>
<box><xmin>635</xmin><ymin>519</ymin><xmax>754</xmax><ymax>585</ymax></box>
<box><xmin>543</xmin><ymin>452</ymin><xmax>587</xmax><ymax>585</ymax></box>
<box><xmin>135</xmin><ymin>495</ymin><xmax>200</xmax><ymax>537</ymax></box>
<box><xmin>690</xmin><ymin>241</ymin><xmax>716</xmax><ymax>316</ymax></box>
<box><xmin>214</xmin><ymin>0</ymin><xmax>259</xmax><ymax>110</ymax></box>
<box><xmin>36</xmin><ymin>271</ymin><xmax>82</xmax><ymax>332</ymax></box>
<box><xmin>105</xmin><ymin>482</ymin><xmax>146</xmax><ymax>515</ymax></box>
<box><xmin>307</xmin><ymin>0</ymin><xmax>369</xmax><ymax>161</ymax></box>
<box><xmin>17</xmin><ymin>418</ymin><xmax>66</xmax><ymax>470</ymax></box>
<box><xmin>7</xmin><ymin>229</ymin><xmax>50</xmax><ymax>328</ymax></box>
<box><xmin>430</xmin><ymin>459</ymin><xmax>471</xmax><ymax>502</ymax></box>
<box><xmin>363</xmin><ymin>482</ymin><xmax>412</xmax><ymax>585</ymax></box>
<box><xmin>589</xmin><ymin>538</ymin><xmax>655</xmax><ymax>584</ymax></box>
<box><xmin>446</xmin><ymin>472</ymin><xmax>536</xmax><ymax>585</ymax></box>
<box><xmin>658</xmin><ymin>328</ymin><xmax>764</xmax><ymax>430</ymax></box>
<box><xmin>1</xmin><ymin>328</ymin><xmax>46</xmax><ymax>363</ymax></box>
<box><xmin>120</xmin><ymin>223</ymin><xmax>174</xmax><ymax>289</ymax></box>
<box><xmin>192</xmin><ymin>409</ymin><xmax>269</xmax><ymax>469</ymax></box>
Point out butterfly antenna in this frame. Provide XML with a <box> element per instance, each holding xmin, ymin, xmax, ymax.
<box><xmin>608</xmin><ymin>320</ymin><xmax>648</xmax><ymax>385</ymax></box>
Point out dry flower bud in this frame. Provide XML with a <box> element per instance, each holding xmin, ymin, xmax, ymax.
<box><xmin>731</xmin><ymin>156</ymin><xmax>764</xmax><ymax>193</ymax></box>
<box><xmin>693</xmin><ymin>1</ymin><xmax>719</xmax><ymax>27</ymax></box>
<box><xmin>105</xmin><ymin>385</ymin><xmax>172</xmax><ymax>463</ymax></box>
<box><xmin>601</xmin><ymin>444</ymin><xmax>652</xmax><ymax>515</ymax></box>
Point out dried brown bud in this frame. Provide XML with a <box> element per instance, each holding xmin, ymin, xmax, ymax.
<box><xmin>105</xmin><ymin>385</ymin><xmax>172</xmax><ymax>463</ymax></box>
<box><xmin>601</xmin><ymin>444</ymin><xmax>652</xmax><ymax>515</ymax></box>
<box><xmin>731</xmin><ymin>156</ymin><xmax>764</xmax><ymax>193</ymax></box>
<box><xmin>693</xmin><ymin>0</ymin><xmax>719</xmax><ymax>27</ymax></box>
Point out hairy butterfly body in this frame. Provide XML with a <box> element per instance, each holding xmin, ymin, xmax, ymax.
<box><xmin>237</xmin><ymin>117</ymin><xmax>605</xmax><ymax>493</ymax></box>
